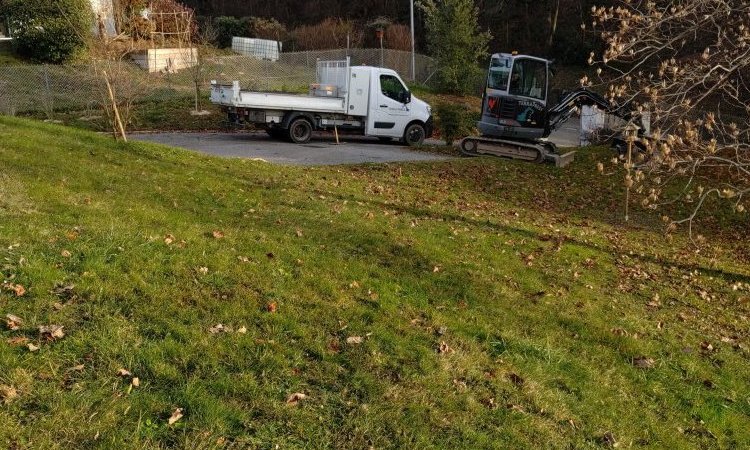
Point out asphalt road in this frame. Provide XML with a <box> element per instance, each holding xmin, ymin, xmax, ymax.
<box><xmin>132</xmin><ymin>120</ymin><xmax>581</xmax><ymax>166</ymax></box>
<box><xmin>132</xmin><ymin>132</ymin><xmax>449</xmax><ymax>166</ymax></box>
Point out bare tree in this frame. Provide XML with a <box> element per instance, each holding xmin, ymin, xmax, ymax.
<box><xmin>591</xmin><ymin>0</ymin><xmax>749</xmax><ymax>235</ymax></box>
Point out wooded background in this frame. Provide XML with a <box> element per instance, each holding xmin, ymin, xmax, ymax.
<box><xmin>180</xmin><ymin>0</ymin><xmax>615</xmax><ymax>65</ymax></box>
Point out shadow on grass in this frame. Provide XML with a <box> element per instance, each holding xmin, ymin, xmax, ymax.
<box><xmin>305</xmin><ymin>190</ymin><xmax>750</xmax><ymax>284</ymax></box>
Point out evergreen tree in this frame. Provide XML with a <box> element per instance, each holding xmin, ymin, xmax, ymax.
<box><xmin>419</xmin><ymin>0</ymin><xmax>491</xmax><ymax>94</ymax></box>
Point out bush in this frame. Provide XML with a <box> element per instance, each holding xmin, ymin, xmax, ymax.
<box><xmin>1</xmin><ymin>0</ymin><xmax>92</xmax><ymax>63</ymax></box>
<box><xmin>248</xmin><ymin>16</ymin><xmax>287</xmax><ymax>41</ymax></box>
<box><xmin>290</xmin><ymin>19</ymin><xmax>362</xmax><ymax>51</ymax></box>
<box><xmin>435</xmin><ymin>102</ymin><xmax>475</xmax><ymax>145</ymax></box>
<box><xmin>420</xmin><ymin>0</ymin><xmax>491</xmax><ymax>95</ymax></box>
<box><xmin>213</xmin><ymin>16</ymin><xmax>247</xmax><ymax>48</ymax></box>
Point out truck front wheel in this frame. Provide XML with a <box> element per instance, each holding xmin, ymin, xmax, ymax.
<box><xmin>288</xmin><ymin>118</ymin><xmax>313</xmax><ymax>144</ymax></box>
<box><xmin>403</xmin><ymin>123</ymin><xmax>426</xmax><ymax>147</ymax></box>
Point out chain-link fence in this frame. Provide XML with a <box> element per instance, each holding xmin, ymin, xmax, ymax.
<box><xmin>0</xmin><ymin>48</ymin><xmax>436</xmax><ymax>116</ymax></box>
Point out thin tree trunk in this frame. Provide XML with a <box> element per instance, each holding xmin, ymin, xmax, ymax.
<box><xmin>103</xmin><ymin>71</ymin><xmax>127</xmax><ymax>142</ymax></box>
<box><xmin>547</xmin><ymin>0</ymin><xmax>561</xmax><ymax>51</ymax></box>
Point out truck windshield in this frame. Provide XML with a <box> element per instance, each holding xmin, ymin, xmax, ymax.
<box><xmin>488</xmin><ymin>56</ymin><xmax>512</xmax><ymax>91</ymax></box>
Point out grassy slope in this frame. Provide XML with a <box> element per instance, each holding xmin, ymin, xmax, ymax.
<box><xmin>0</xmin><ymin>117</ymin><xmax>748</xmax><ymax>449</ymax></box>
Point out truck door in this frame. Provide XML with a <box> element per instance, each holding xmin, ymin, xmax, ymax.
<box><xmin>366</xmin><ymin>73</ymin><xmax>411</xmax><ymax>138</ymax></box>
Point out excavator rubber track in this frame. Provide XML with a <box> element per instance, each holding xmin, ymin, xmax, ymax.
<box><xmin>458</xmin><ymin>136</ymin><xmax>576</xmax><ymax>168</ymax></box>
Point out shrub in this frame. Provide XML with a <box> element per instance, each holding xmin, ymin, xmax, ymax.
<box><xmin>213</xmin><ymin>16</ymin><xmax>247</xmax><ymax>48</ymax></box>
<box><xmin>114</xmin><ymin>0</ymin><xmax>149</xmax><ymax>40</ymax></box>
<box><xmin>435</xmin><ymin>102</ymin><xmax>475</xmax><ymax>145</ymax></box>
<box><xmin>1</xmin><ymin>0</ymin><xmax>93</xmax><ymax>63</ymax></box>
<box><xmin>385</xmin><ymin>24</ymin><xmax>411</xmax><ymax>51</ymax></box>
<box><xmin>248</xmin><ymin>16</ymin><xmax>287</xmax><ymax>42</ymax></box>
<box><xmin>419</xmin><ymin>0</ymin><xmax>491</xmax><ymax>95</ymax></box>
<box><xmin>290</xmin><ymin>18</ymin><xmax>362</xmax><ymax>51</ymax></box>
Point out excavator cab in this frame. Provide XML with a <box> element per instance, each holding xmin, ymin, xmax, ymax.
<box><xmin>479</xmin><ymin>53</ymin><xmax>550</xmax><ymax>141</ymax></box>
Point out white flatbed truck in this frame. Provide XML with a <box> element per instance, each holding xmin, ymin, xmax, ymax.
<box><xmin>210</xmin><ymin>58</ymin><xmax>433</xmax><ymax>145</ymax></box>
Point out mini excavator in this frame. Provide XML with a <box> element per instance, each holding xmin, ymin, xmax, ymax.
<box><xmin>459</xmin><ymin>52</ymin><xmax>640</xmax><ymax>167</ymax></box>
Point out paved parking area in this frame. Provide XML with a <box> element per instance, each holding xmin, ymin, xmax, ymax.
<box><xmin>132</xmin><ymin>132</ymin><xmax>450</xmax><ymax>166</ymax></box>
<box><xmin>132</xmin><ymin>119</ymin><xmax>581</xmax><ymax>166</ymax></box>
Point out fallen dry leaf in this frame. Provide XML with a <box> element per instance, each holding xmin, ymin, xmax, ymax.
<box><xmin>39</xmin><ymin>325</ymin><xmax>65</xmax><ymax>340</ymax></box>
<box><xmin>164</xmin><ymin>234</ymin><xmax>175</xmax><ymax>245</ymax></box>
<box><xmin>507</xmin><ymin>373</ymin><xmax>525</xmax><ymax>387</ymax></box>
<box><xmin>209</xmin><ymin>324</ymin><xmax>225</xmax><ymax>334</ymax></box>
<box><xmin>168</xmin><ymin>408</ymin><xmax>184</xmax><ymax>425</ymax></box>
<box><xmin>27</xmin><ymin>343</ymin><xmax>39</xmax><ymax>352</ymax></box>
<box><xmin>700</xmin><ymin>341</ymin><xmax>715</xmax><ymax>352</ymax></box>
<box><xmin>61</xmin><ymin>249</ymin><xmax>72</xmax><ymax>258</ymax></box>
<box><xmin>295</xmin><ymin>229</ymin><xmax>303</xmax><ymax>237</ymax></box>
<box><xmin>117</xmin><ymin>368</ymin><xmax>132</xmax><ymax>377</ymax></box>
<box><xmin>0</xmin><ymin>385</ymin><xmax>18</xmax><ymax>404</ymax></box>
<box><xmin>438</xmin><ymin>341</ymin><xmax>453</xmax><ymax>354</ymax></box>
<box><xmin>237</xmin><ymin>326</ymin><xmax>247</xmax><ymax>334</ymax></box>
<box><xmin>7</xmin><ymin>336</ymin><xmax>29</xmax><ymax>346</ymax></box>
<box><xmin>633</xmin><ymin>356</ymin><xmax>655</xmax><ymax>369</ymax></box>
<box><xmin>212</xmin><ymin>230</ymin><xmax>225</xmax><ymax>239</ymax></box>
<box><xmin>11</xmin><ymin>284</ymin><xmax>26</xmax><ymax>297</ymax></box>
<box><xmin>285</xmin><ymin>392</ymin><xmax>307</xmax><ymax>405</ymax></box>
<box><xmin>5</xmin><ymin>313</ymin><xmax>23</xmax><ymax>331</ymax></box>
<box><xmin>601</xmin><ymin>431</ymin><xmax>617</xmax><ymax>447</ymax></box>
<box><xmin>131</xmin><ymin>377</ymin><xmax>140</xmax><ymax>387</ymax></box>
<box><xmin>197</xmin><ymin>266</ymin><xmax>209</xmax><ymax>275</ymax></box>
<box><xmin>70</xmin><ymin>364</ymin><xmax>85</xmax><ymax>372</ymax></box>
<box><xmin>266</xmin><ymin>302</ymin><xmax>278</xmax><ymax>313</ymax></box>
<box><xmin>346</xmin><ymin>336</ymin><xmax>364</xmax><ymax>345</ymax></box>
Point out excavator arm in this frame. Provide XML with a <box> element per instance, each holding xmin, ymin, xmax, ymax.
<box><xmin>544</xmin><ymin>88</ymin><xmax>629</xmax><ymax>137</ymax></box>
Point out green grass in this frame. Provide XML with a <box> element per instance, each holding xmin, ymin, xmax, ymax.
<box><xmin>0</xmin><ymin>116</ymin><xmax>748</xmax><ymax>448</ymax></box>
<box><xmin>22</xmin><ymin>96</ymin><xmax>226</xmax><ymax>133</ymax></box>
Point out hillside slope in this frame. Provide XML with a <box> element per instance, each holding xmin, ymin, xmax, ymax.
<box><xmin>0</xmin><ymin>117</ymin><xmax>748</xmax><ymax>448</ymax></box>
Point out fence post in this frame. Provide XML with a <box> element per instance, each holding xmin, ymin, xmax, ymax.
<box><xmin>44</xmin><ymin>64</ymin><xmax>53</xmax><ymax>114</ymax></box>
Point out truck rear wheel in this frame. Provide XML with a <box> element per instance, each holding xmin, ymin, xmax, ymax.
<box><xmin>403</xmin><ymin>123</ymin><xmax>426</xmax><ymax>147</ymax></box>
<box><xmin>288</xmin><ymin>118</ymin><xmax>313</xmax><ymax>144</ymax></box>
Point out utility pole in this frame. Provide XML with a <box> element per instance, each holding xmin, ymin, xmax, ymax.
<box><xmin>410</xmin><ymin>0</ymin><xmax>416</xmax><ymax>81</ymax></box>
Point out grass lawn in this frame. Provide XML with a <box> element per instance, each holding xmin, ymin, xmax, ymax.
<box><xmin>0</xmin><ymin>116</ymin><xmax>748</xmax><ymax>448</ymax></box>
<box><xmin>21</xmin><ymin>96</ymin><xmax>226</xmax><ymax>133</ymax></box>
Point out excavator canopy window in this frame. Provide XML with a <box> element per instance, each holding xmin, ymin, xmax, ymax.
<box><xmin>509</xmin><ymin>58</ymin><xmax>547</xmax><ymax>101</ymax></box>
<box><xmin>488</xmin><ymin>55</ymin><xmax>512</xmax><ymax>91</ymax></box>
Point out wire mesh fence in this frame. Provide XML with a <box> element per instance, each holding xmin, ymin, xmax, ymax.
<box><xmin>0</xmin><ymin>48</ymin><xmax>437</xmax><ymax>116</ymax></box>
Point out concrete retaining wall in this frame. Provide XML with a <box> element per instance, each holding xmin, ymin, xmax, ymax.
<box><xmin>131</xmin><ymin>48</ymin><xmax>198</xmax><ymax>73</ymax></box>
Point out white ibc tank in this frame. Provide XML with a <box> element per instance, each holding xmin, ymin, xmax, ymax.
<box><xmin>231</xmin><ymin>37</ymin><xmax>282</xmax><ymax>61</ymax></box>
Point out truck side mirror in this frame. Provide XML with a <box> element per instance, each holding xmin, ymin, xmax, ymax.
<box><xmin>402</xmin><ymin>91</ymin><xmax>412</xmax><ymax>104</ymax></box>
